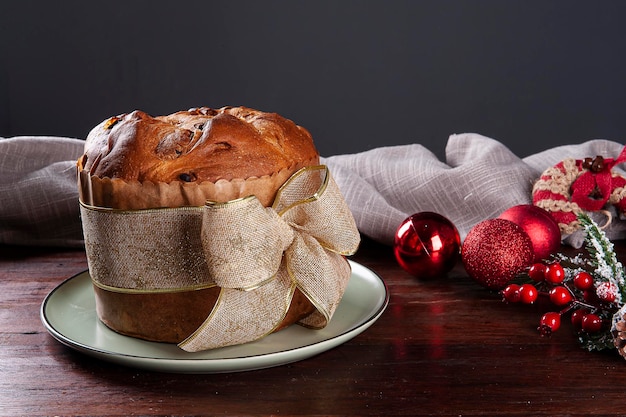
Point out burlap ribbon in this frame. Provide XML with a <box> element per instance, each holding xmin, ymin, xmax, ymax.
<box><xmin>80</xmin><ymin>165</ymin><xmax>360</xmax><ymax>351</ymax></box>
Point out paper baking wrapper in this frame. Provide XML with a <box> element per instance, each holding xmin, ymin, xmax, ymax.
<box><xmin>77</xmin><ymin>155</ymin><xmax>320</xmax><ymax>209</ymax></box>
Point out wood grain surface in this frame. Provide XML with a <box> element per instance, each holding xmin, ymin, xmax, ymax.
<box><xmin>2</xmin><ymin>238</ymin><xmax>625</xmax><ymax>416</ymax></box>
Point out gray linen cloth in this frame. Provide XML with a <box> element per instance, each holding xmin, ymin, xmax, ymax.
<box><xmin>323</xmin><ymin>133</ymin><xmax>626</xmax><ymax>246</ymax></box>
<box><xmin>0</xmin><ymin>136</ymin><xmax>84</xmax><ymax>247</ymax></box>
<box><xmin>1</xmin><ymin>133</ymin><xmax>624</xmax><ymax>247</ymax></box>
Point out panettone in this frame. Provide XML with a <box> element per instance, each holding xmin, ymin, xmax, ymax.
<box><xmin>77</xmin><ymin>106</ymin><xmax>324</xmax><ymax>345</ymax></box>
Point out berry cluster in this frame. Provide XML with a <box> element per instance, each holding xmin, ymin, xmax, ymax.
<box><xmin>499</xmin><ymin>212</ymin><xmax>626</xmax><ymax>352</ymax></box>
<box><xmin>501</xmin><ymin>261</ymin><xmax>614</xmax><ymax>336</ymax></box>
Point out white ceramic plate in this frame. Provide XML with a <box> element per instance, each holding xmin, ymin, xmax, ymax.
<box><xmin>41</xmin><ymin>260</ymin><xmax>388</xmax><ymax>373</ymax></box>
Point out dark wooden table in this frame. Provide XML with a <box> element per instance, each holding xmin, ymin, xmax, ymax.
<box><xmin>2</xmin><ymin>237</ymin><xmax>626</xmax><ymax>416</ymax></box>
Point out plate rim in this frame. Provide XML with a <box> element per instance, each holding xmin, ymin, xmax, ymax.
<box><xmin>40</xmin><ymin>260</ymin><xmax>389</xmax><ymax>373</ymax></box>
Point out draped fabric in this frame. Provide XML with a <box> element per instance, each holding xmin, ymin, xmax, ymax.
<box><xmin>2</xmin><ymin>133</ymin><xmax>625</xmax><ymax>247</ymax></box>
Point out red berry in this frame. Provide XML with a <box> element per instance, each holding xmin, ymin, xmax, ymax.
<box><xmin>501</xmin><ymin>284</ymin><xmax>521</xmax><ymax>303</ymax></box>
<box><xmin>581</xmin><ymin>313</ymin><xmax>603</xmax><ymax>333</ymax></box>
<box><xmin>571</xmin><ymin>308</ymin><xmax>588</xmax><ymax>329</ymax></box>
<box><xmin>538</xmin><ymin>312</ymin><xmax>561</xmax><ymax>335</ymax></box>
<box><xmin>545</xmin><ymin>263</ymin><xmax>565</xmax><ymax>284</ymax></box>
<box><xmin>519</xmin><ymin>283</ymin><xmax>538</xmax><ymax>304</ymax></box>
<box><xmin>528</xmin><ymin>263</ymin><xmax>546</xmax><ymax>282</ymax></box>
<box><xmin>573</xmin><ymin>271</ymin><xmax>594</xmax><ymax>291</ymax></box>
<box><xmin>549</xmin><ymin>286</ymin><xmax>573</xmax><ymax>307</ymax></box>
<box><xmin>596</xmin><ymin>282</ymin><xmax>617</xmax><ymax>303</ymax></box>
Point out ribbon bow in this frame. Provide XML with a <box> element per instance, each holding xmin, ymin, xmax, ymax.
<box><xmin>571</xmin><ymin>147</ymin><xmax>626</xmax><ymax>211</ymax></box>
<box><xmin>179</xmin><ymin>165</ymin><xmax>360</xmax><ymax>351</ymax></box>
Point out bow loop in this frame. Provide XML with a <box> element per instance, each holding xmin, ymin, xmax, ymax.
<box><xmin>275</xmin><ymin>165</ymin><xmax>361</xmax><ymax>256</ymax></box>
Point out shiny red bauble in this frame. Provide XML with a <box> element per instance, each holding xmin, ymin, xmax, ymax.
<box><xmin>498</xmin><ymin>204</ymin><xmax>562</xmax><ymax>262</ymax></box>
<box><xmin>462</xmin><ymin>218</ymin><xmax>534</xmax><ymax>290</ymax></box>
<box><xmin>394</xmin><ymin>212</ymin><xmax>461</xmax><ymax>279</ymax></box>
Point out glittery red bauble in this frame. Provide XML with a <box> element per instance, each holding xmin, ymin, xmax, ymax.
<box><xmin>462</xmin><ymin>218</ymin><xmax>534</xmax><ymax>290</ymax></box>
<box><xmin>394</xmin><ymin>212</ymin><xmax>461</xmax><ymax>279</ymax></box>
<box><xmin>499</xmin><ymin>204</ymin><xmax>562</xmax><ymax>261</ymax></box>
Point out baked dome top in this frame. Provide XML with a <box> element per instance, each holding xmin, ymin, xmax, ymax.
<box><xmin>80</xmin><ymin>106</ymin><xmax>319</xmax><ymax>183</ymax></box>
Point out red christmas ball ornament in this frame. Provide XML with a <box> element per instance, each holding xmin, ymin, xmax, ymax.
<box><xmin>394</xmin><ymin>212</ymin><xmax>461</xmax><ymax>279</ymax></box>
<box><xmin>498</xmin><ymin>204</ymin><xmax>561</xmax><ymax>262</ymax></box>
<box><xmin>462</xmin><ymin>218</ymin><xmax>534</xmax><ymax>290</ymax></box>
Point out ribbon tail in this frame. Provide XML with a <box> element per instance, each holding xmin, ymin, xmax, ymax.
<box><xmin>179</xmin><ymin>268</ymin><xmax>295</xmax><ymax>352</ymax></box>
<box><xmin>287</xmin><ymin>233</ymin><xmax>353</xmax><ymax>329</ymax></box>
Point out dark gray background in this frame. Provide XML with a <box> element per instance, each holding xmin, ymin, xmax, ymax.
<box><xmin>1</xmin><ymin>0</ymin><xmax>625</xmax><ymax>158</ymax></box>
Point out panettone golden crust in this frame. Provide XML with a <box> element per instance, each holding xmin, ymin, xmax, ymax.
<box><xmin>81</xmin><ymin>106</ymin><xmax>318</xmax><ymax>183</ymax></box>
